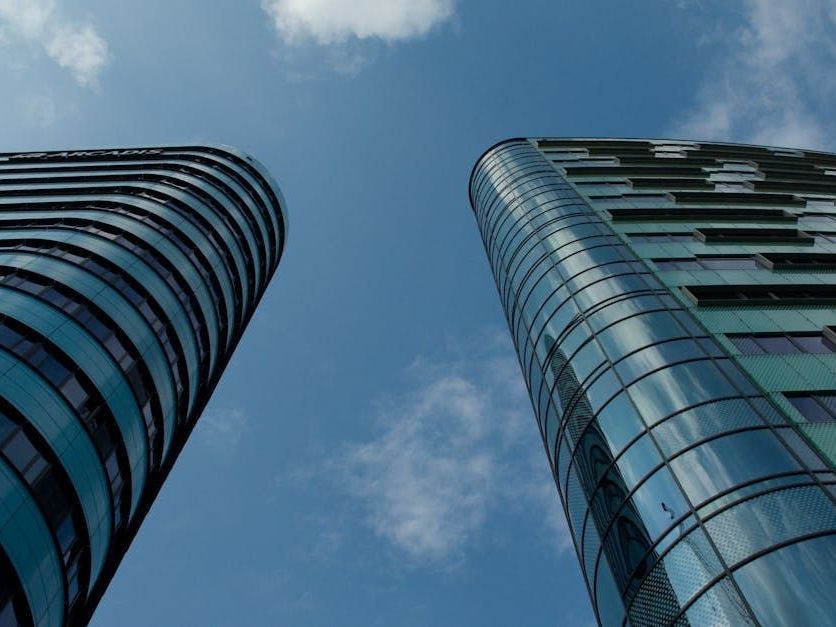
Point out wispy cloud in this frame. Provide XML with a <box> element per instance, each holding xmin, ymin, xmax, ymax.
<box><xmin>0</xmin><ymin>0</ymin><xmax>108</xmax><ymax>86</ymax></box>
<box><xmin>340</xmin><ymin>331</ymin><xmax>571</xmax><ymax>565</ymax></box>
<box><xmin>197</xmin><ymin>407</ymin><xmax>249</xmax><ymax>451</ymax></box>
<box><xmin>673</xmin><ymin>0</ymin><xmax>836</xmax><ymax>149</ymax></box>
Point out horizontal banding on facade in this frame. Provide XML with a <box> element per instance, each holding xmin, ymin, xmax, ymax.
<box><xmin>470</xmin><ymin>138</ymin><xmax>836</xmax><ymax>626</ymax></box>
<box><xmin>0</xmin><ymin>145</ymin><xmax>286</xmax><ymax>626</ymax></box>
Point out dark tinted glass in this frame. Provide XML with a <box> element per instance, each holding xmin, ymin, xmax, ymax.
<box><xmin>755</xmin><ymin>336</ymin><xmax>797</xmax><ymax>353</ymax></box>
<box><xmin>787</xmin><ymin>395</ymin><xmax>834</xmax><ymax>423</ymax></box>
<box><xmin>790</xmin><ymin>334</ymin><xmax>835</xmax><ymax>354</ymax></box>
<box><xmin>700</xmin><ymin>257</ymin><xmax>758</xmax><ymax>270</ymax></box>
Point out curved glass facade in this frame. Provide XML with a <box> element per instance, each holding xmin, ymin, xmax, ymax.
<box><xmin>470</xmin><ymin>139</ymin><xmax>836</xmax><ymax>626</ymax></box>
<box><xmin>0</xmin><ymin>146</ymin><xmax>287</xmax><ymax>626</ymax></box>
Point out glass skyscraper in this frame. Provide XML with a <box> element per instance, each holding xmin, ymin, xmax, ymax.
<box><xmin>0</xmin><ymin>145</ymin><xmax>287</xmax><ymax>626</ymax></box>
<box><xmin>469</xmin><ymin>138</ymin><xmax>836</xmax><ymax>626</ymax></box>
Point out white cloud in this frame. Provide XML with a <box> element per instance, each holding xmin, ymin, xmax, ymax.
<box><xmin>344</xmin><ymin>374</ymin><xmax>495</xmax><ymax>562</ymax></box>
<box><xmin>45</xmin><ymin>23</ymin><xmax>107</xmax><ymax>85</ymax></box>
<box><xmin>261</xmin><ymin>0</ymin><xmax>455</xmax><ymax>45</ymax></box>
<box><xmin>0</xmin><ymin>0</ymin><xmax>108</xmax><ymax>86</ymax></box>
<box><xmin>674</xmin><ymin>0</ymin><xmax>836</xmax><ymax>149</ymax></box>
<box><xmin>341</xmin><ymin>332</ymin><xmax>571</xmax><ymax>564</ymax></box>
<box><xmin>197</xmin><ymin>407</ymin><xmax>249</xmax><ymax>451</ymax></box>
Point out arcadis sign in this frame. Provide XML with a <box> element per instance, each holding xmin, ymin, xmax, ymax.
<box><xmin>2</xmin><ymin>148</ymin><xmax>165</xmax><ymax>161</ymax></box>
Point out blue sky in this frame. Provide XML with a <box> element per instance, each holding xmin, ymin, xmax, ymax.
<box><xmin>0</xmin><ymin>1</ymin><xmax>834</xmax><ymax>625</ymax></box>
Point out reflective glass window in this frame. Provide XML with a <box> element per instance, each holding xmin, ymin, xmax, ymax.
<box><xmin>733</xmin><ymin>534</ymin><xmax>836</xmax><ymax>627</ymax></box>
<box><xmin>670</xmin><ymin>429</ymin><xmax>800</xmax><ymax>506</ymax></box>
<box><xmin>594</xmin><ymin>392</ymin><xmax>644</xmax><ymax>458</ymax></box>
<box><xmin>595</xmin><ymin>564</ymin><xmax>626</xmax><ymax>627</ymax></box>
<box><xmin>628</xmin><ymin>465</ymin><xmax>689</xmax><ymax>542</ymax></box>
<box><xmin>730</xmin><ymin>332</ymin><xmax>836</xmax><ymax>355</ymax></box>
<box><xmin>700</xmin><ymin>256</ymin><xmax>759</xmax><ymax>270</ymax></box>
<box><xmin>613</xmin><ymin>433</ymin><xmax>661</xmax><ymax>492</ymax></box>
<box><xmin>597</xmin><ymin>310</ymin><xmax>693</xmax><ymax>362</ymax></box>
<box><xmin>0</xmin><ymin>403</ymin><xmax>88</xmax><ymax>609</ymax></box>
<box><xmin>706</xmin><ymin>485</ymin><xmax>836</xmax><ymax>568</ymax></box>
<box><xmin>787</xmin><ymin>393</ymin><xmax>836</xmax><ymax>423</ymax></box>
<box><xmin>790</xmin><ymin>334</ymin><xmax>836</xmax><ymax>353</ymax></box>
<box><xmin>628</xmin><ymin>360</ymin><xmax>740</xmax><ymax>426</ymax></box>
<box><xmin>683</xmin><ymin>577</ymin><xmax>756</xmax><ymax>625</ymax></box>
<box><xmin>653</xmin><ymin>256</ymin><xmax>760</xmax><ymax>271</ymax></box>
<box><xmin>754</xmin><ymin>336</ymin><xmax>796</xmax><ymax>353</ymax></box>
<box><xmin>615</xmin><ymin>339</ymin><xmax>706</xmax><ymax>386</ymax></box>
<box><xmin>652</xmin><ymin>398</ymin><xmax>763</xmax><ymax>457</ymax></box>
<box><xmin>628</xmin><ymin>233</ymin><xmax>693</xmax><ymax>243</ymax></box>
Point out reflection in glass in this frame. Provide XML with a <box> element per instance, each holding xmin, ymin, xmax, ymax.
<box><xmin>734</xmin><ymin>535</ymin><xmax>836</xmax><ymax>627</ymax></box>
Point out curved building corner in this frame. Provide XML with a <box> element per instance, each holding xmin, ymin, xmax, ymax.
<box><xmin>0</xmin><ymin>145</ymin><xmax>286</xmax><ymax>626</ymax></box>
<box><xmin>469</xmin><ymin>138</ymin><xmax>836</xmax><ymax>626</ymax></box>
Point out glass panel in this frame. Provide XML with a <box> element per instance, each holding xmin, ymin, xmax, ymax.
<box><xmin>630</xmin><ymin>466</ymin><xmax>689</xmax><ymax>542</ymax></box>
<box><xmin>595</xmin><ymin>392</ymin><xmax>644</xmax><ymax>457</ymax></box>
<box><xmin>675</xmin><ymin>259</ymin><xmax>702</xmax><ymax>270</ymax></box>
<box><xmin>614</xmin><ymin>433</ymin><xmax>661</xmax><ymax>492</ymax></box>
<box><xmin>0</xmin><ymin>414</ymin><xmax>15</xmax><ymax>445</ymax></box>
<box><xmin>778</xmin><ymin>428</ymin><xmax>829</xmax><ymax>471</ymax></box>
<box><xmin>615</xmin><ymin>339</ymin><xmax>706</xmax><ymax>386</ymax></box>
<box><xmin>734</xmin><ymin>534</ymin><xmax>836</xmax><ymax>627</ymax></box>
<box><xmin>684</xmin><ymin>577</ymin><xmax>756</xmax><ymax>625</ymax></box>
<box><xmin>628</xmin><ymin>360</ymin><xmax>739</xmax><ymax>426</ymax></box>
<box><xmin>598</xmin><ymin>311</ymin><xmax>693</xmax><ymax>363</ymax></box>
<box><xmin>754</xmin><ymin>336</ymin><xmax>798</xmax><ymax>354</ymax></box>
<box><xmin>596</xmin><ymin>562</ymin><xmax>626</xmax><ymax>627</ymax></box>
<box><xmin>3</xmin><ymin>431</ymin><xmax>37</xmax><ymax>470</ymax></box>
<box><xmin>728</xmin><ymin>335</ymin><xmax>766</xmax><ymax>355</ymax></box>
<box><xmin>816</xmin><ymin>393</ymin><xmax>836</xmax><ymax>417</ymax></box>
<box><xmin>670</xmin><ymin>430</ymin><xmax>801</xmax><ymax>507</ymax></box>
<box><xmin>789</xmin><ymin>334</ymin><xmax>834</xmax><ymax>354</ymax></box>
<box><xmin>653</xmin><ymin>398</ymin><xmax>763</xmax><ymax>458</ymax></box>
<box><xmin>61</xmin><ymin>377</ymin><xmax>88</xmax><ymax>409</ymax></box>
<box><xmin>661</xmin><ymin>528</ymin><xmax>722</xmax><ymax>613</ymax></box>
<box><xmin>787</xmin><ymin>395</ymin><xmax>833</xmax><ymax>423</ymax></box>
<box><xmin>581</xmin><ymin>370</ymin><xmax>619</xmax><ymax>416</ymax></box>
<box><xmin>700</xmin><ymin>256</ymin><xmax>758</xmax><ymax>270</ymax></box>
<box><xmin>706</xmin><ymin>485</ymin><xmax>836</xmax><ymax>568</ymax></box>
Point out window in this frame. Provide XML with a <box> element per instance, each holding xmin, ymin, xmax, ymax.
<box><xmin>756</xmin><ymin>252</ymin><xmax>836</xmax><ymax>270</ymax></box>
<box><xmin>0</xmin><ymin>318</ymin><xmax>131</xmax><ymax>531</ymax></box>
<box><xmin>695</xmin><ymin>228</ymin><xmax>814</xmax><ymax>244</ymax></box>
<box><xmin>683</xmin><ymin>284</ymin><xmax>836</xmax><ymax>306</ymax></box>
<box><xmin>728</xmin><ymin>332</ymin><xmax>836</xmax><ymax>355</ymax></box>
<box><xmin>786</xmin><ymin>393</ymin><xmax>836</xmax><ymax>422</ymax></box>
<box><xmin>0</xmin><ymin>404</ymin><xmax>88</xmax><ymax>608</ymax></box>
<box><xmin>654</xmin><ymin>258</ymin><xmax>702</xmax><ymax>271</ymax></box>
<box><xmin>564</xmin><ymin>165</ymin><xmax>704</xmax><ymax>177</ymax></box>
<box><xmin>0</xmin><ymin>547</ymin><xmax>32</xmax><ymax>626</ymax></box>
<box><xmin>654</xmin><ymin>256</ymin><xmax>759</xmax><ymax>271</ymax></box>
<box><xmin>0</xmin><ymin>240</ymin><xmax>188</xmax><ymax>411</ymax></box>
<box><xmin>609</xmin><ymin>206</ymin><xmax>789</xmax><ymax>221</ymax></box>
<box><xmin>700</xmin><ymin>256</ymin><xmax>760</xmax><ymax>270</ymax></box>
<box><xmin>627</xmin><ymin>177</ymin><xmax>710</xmax><ymax>190</ymax></box>
<box><xmin>802</xmin><ymin>214</ymin><xmax>836</xmax><ymax>224</ymax></box>
<box><xmin>668</xmin><ymin>191</ymin><xmax>804</xmax><ymax>206</ymax></box>
<box><xmin>811</xmin><ymin>231</ymin><xmax>836</xmax><ymax>244</ymax></box>
<box><xmin>627</xmin><ymin>232</ymin><xmax>693</xmax><ymax>243</ymax></box>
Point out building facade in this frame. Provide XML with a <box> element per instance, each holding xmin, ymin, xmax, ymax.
<box><xmin>0</xmin><ymin>146</ymin><xmax>287</xmax><ymax>626</ymax></box>
<box><xmin>470</xmin><ymin>138</ymin><xmax>836</xmax><ymax>626</ymax></box>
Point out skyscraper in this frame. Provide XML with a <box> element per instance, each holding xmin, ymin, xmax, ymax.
<box><xmin>469</xmin><ymin>138</ymin><xmax>836</xmax><ymax>626</ymax></box>
<box><xmin>0</xmin><ymin>145</ymin><xmax>287</xmax><ymax>626</ymax></box>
